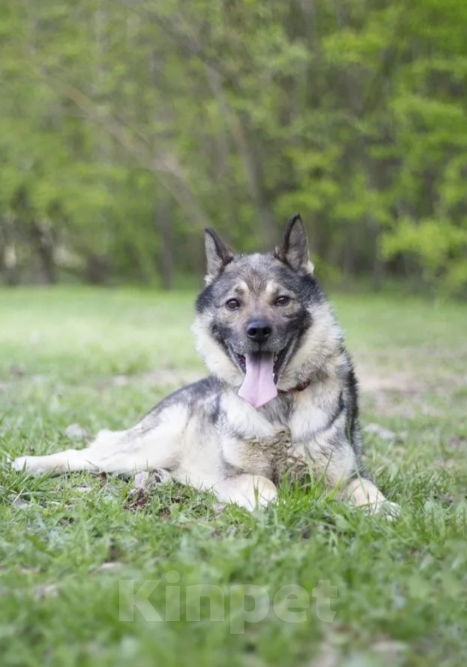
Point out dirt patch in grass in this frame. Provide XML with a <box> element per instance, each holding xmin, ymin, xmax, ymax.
<box><xmin>357</xmin><ymin>360</ymin><xmax>465</xmax><ymax>420</ymax></box>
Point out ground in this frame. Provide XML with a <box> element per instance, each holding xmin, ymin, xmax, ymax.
<box><xmin>1</xmin><ymin>287</ymin><xmax>466</xmax><ymax>667</ymax></box>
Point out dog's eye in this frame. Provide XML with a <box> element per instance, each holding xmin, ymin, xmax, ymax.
<box><xmin>225</xmin><ymin>298</ymin><xmax>241</xmax><ymax>310</ymax></box>
<box><xmin>275</xmin><ymin>296</ymin><xmax>291</xmax><ymax>307</ymax></box>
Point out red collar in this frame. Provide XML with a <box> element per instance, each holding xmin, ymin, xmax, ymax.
<box><xmin>279</xmin><ymin>380</ymin><xmax>310</xmax><ymax>395</ymax></box>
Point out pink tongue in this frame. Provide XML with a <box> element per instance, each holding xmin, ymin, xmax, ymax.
<box><xmin>238</xmin><ymin>352</ymin><xmax>277</xmax><ymax>408</ymax></box>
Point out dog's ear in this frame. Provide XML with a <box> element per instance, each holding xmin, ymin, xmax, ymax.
<box><xmin>204</xmin><ymin>228</ymin><xmax>234</xmax><ymax>284</ymax></box>
<box><xmin>275</xmin><ymin>214</ymin><xmax>314</xmax><ymax>274</ymax></box>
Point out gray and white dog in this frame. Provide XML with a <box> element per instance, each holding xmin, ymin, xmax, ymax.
<box><xmin>14</xmin><ymin>215</ymin><xmax>398</xmax><ymax>515</ymax></box>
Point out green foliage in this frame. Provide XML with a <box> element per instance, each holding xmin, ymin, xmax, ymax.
<box><xmin>1</xmin><ymin>0</ymin><xmax>467</xmax><ymax>293</ymax></box>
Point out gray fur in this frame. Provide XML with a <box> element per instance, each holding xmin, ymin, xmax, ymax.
<box><xmin>13</xmin><ymin>217</ymin><xmax>399</xmax><ymax>516</ymax></box>
<box><xmin>204</xmin><ymin>227</ymin><xmax>234</xmax><ymax>284</ymax></box>
<box><xmin>274</xmin><ymin>214</ymin><xmax>314</xmax><ymax>273</ymax></box>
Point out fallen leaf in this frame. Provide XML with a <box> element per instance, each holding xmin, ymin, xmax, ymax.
<box><xmin>309</xmin><ymin>644</ymin><xmax>339</xmax><ymax>667</ymax></box>
<box><xmin>133</xmin><ymin>469</ymin><xmax>171</xmax><ymax>491</ymax></box>
<box><xmin>364</xmin><ymin>423</ymin><xmax>398</xmax><ymax>441</ymax></box>
<box><xmin>34</xmin><ymin>584</ymin><xmax>59</xmax><ymax>600</ymax></box>
<box><xmin>125</xmin><ymin>470</ymin><xmax>173</xmax><ymax>510</ymax></box>
<box><xmin>94</xmin><ymin>562</ymin><xmax>123</xmax><ymax>575</ymax></box>
<box><xmin>125</xmin><ymin>489</ymin><xmax>149</xmax><ymax>511</ymax></box>
<box><xmin>372</xmin><ymin>640</ymin><xmax>408</xmax><ymax>658</ymax></box>
<box><xmin>13</xmin><ymin>498</ymin><xmax>29</xmax><ymax>508</ymax></box>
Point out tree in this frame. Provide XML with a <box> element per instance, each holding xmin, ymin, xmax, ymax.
<box><xmin>1</xmin><ymin>0</ymin><xmax>466</xmax><ymax>294</ymax></box>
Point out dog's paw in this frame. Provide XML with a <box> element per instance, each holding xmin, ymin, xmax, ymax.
<box><xmin>216</xmin><ymin>474</ymin><xmax>278</xmax><ymax>510</ymax></box>
<box><xmin>12</xmin><ymin>456</ymin><xmax>27</xmax><ymax>472</ymax></box>
<box><xmin>383</xmin><ymin>501</ymin><xmax>401</xmax><ymax>520</ymax></box>
<box><xmin>12</xmin><ymin>456</ymin><xmax>44</xmax><ymax>475</ymax></box>
<box><xmin>368</xmin><ymin>500</ymin><xmax>401</xmax><ymax>521</ymax></box>
<box><xmin>253</xmin><ymin>478</ymin><xmax>279</xmax><ymax>508</ymax></box>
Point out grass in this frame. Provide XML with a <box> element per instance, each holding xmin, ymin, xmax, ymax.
<box><xmin>1</xmin><ymin>286</ymin><xmax>467</xmax><ymax>667</ymax></box>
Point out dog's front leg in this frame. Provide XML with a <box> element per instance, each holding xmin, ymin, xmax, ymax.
<box><xmin>342</xmin><ymin>476</ymin><xmax>400</xmax><ymax>517</ymax></box>
<box><xmin>214</xmin><ymin>474</ymin><xmax>277</xmax><ymax>510</ymax></box>
<box><xmin>306</xmin><ymin>428</ymin><xmax>400</xmax><ymax>518</ymax></box>
<box><xmin>327</xmin><ymin>460</ymin><xmax>400</xmax><ymax>518</ymax></box>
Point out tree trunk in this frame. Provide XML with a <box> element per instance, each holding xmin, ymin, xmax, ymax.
<box><xmin>31</xmin><ymin>223</ymin><xmax>56</xmax><ymax>284</ymax></box>
<box><xmin>155</xmin><ymin>190</ymin><xmax>173</xmax><ymax>290</ymax></box>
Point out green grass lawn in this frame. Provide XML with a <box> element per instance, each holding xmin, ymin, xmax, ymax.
<box><xmin>1</xmin><ymin>287</ymin><xmax>467</xmax><ymax>667</ymax></box>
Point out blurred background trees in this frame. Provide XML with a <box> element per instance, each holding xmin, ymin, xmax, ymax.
<box><xmin>1</xmin><ymin>0</ymin><xmax>466</xmax><ymax>294</ymax></box>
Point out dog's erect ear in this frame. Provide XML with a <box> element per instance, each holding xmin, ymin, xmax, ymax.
<box><xmin>204</xmin><ymin>227</ymin><xmax>234</xmax><ymax>284</ymax></box>
<box><xmin>275</xmin><ymin>214</ymin><xmax>314</xmax><ymax>274</ymax></box>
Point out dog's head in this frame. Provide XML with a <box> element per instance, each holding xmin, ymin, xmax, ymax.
<box><xmin>193</xmin><ymin>215</ymin><xmax>342</xmax><ymax>408</ymax></box>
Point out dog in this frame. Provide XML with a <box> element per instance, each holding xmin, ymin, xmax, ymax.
<box><xmin>13</xmin><ymin>215</ymin><xmax>399</xmax><ymax>515</ymax></box>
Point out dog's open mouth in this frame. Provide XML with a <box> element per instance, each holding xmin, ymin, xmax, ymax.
<box><xmin>235</xmin><ymin>348</ymin><xmax>288</xmax><ymax>409</ymax></box>
<box><xmin>236</xmin><ymin>350</ymin><xmax>286</xmax><ymax>381</ymax></box>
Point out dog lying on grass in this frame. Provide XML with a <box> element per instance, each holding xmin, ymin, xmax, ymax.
<box><xmin>13</xmin><ymin>215</ymin><xmax>399</xmax><ymax>516</ymax></box>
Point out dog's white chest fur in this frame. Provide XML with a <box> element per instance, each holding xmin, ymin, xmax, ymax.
<box><xmin>219</xmin><ymin>392</ymin><xmax>312</xmax><ymax>481</ymax></box>
<box><xmin>222</xmin><ymin>430</ymin><xmax>309</xmax><ymax>482</ymax></box>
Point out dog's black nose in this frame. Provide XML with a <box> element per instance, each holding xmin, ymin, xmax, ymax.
<box><xmin>246</xmin><ymin>320</ymin><xmax>272</xmax><ymax>343</ymax></box>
